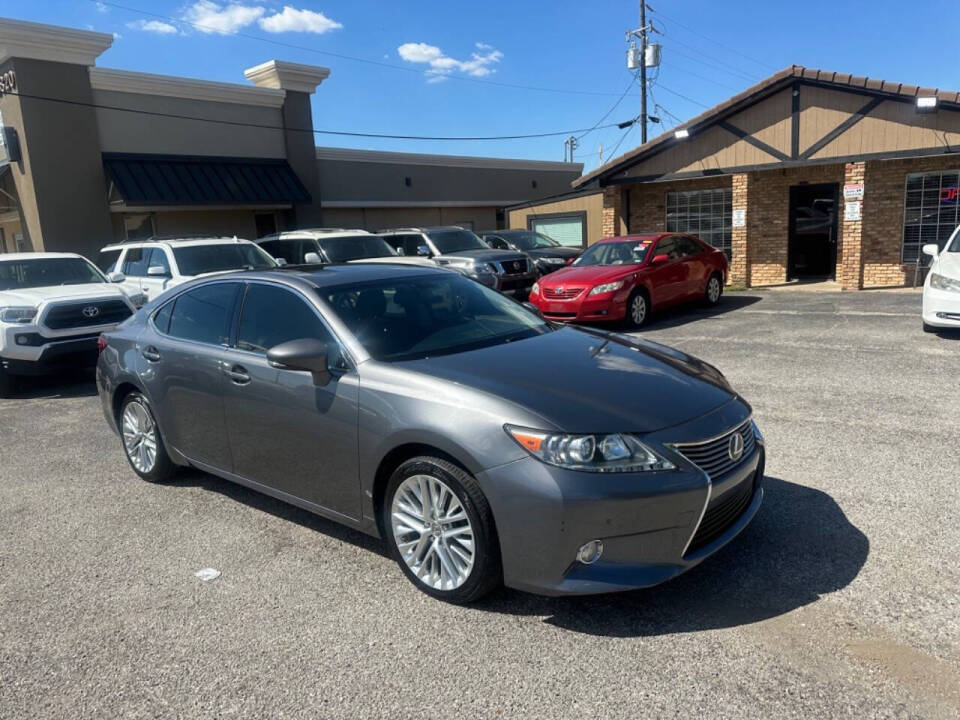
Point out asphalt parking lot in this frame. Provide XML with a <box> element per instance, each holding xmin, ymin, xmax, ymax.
<box><xmin>1</xmin><ymin>288</ymin><xmax>958</xmax><ymax>719</ymax></box>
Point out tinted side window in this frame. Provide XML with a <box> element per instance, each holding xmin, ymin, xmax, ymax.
<box><xmin>677</xmin><ymin>237</ymin><xmax>703</xmax><ymax>257</ymax></box>
<box><xmin>402</xmin><ymin>235</ymin><xmax>426</xmax><ymax>257</ymax></box>
<box><xmin>485</xmin><ymin>236</ymin><xmax>509</xmax><ymax>250</ymax></box>
<box><xmin>146</xmin><ymin>248</ymin><xmax>171</xmax><ymax>275</ymax></box>
<box><xmin>379</xmin><ymin>235</ymin><xmax>403</xmax><ymax>253</ymax></box>
<box><xmin>122</xmin><ymin>247</ymin><xmax>148</xmax><ymax>276</ymax></box>
<box><xmin>153</xmin><ymin>301</ymin><xmax>173</xmax><ymax>334</ymax></box>
<box><xmin>237</xmin><ymin>284</ymin><xmax>334</xmax><ymax>354</ymax></box>
<box><xmin>98</xmin><ymin>249</ymin><xmax>122</xmax><ymax>273</ymax></box>
<box><xmin>654</xmin><ymin>238</ymin><xmax>677</xmax><ymax>260</ymax></box>
<box><xmin>167</xmin><ymin>283</ymin><xmax>237</xmax><ymax>345</ymax></box>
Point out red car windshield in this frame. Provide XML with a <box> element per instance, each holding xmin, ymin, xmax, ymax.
<box><xmin>575</xmin><ymin>240</ymin><xmax>651</xmax><ymax>267</ymax></box>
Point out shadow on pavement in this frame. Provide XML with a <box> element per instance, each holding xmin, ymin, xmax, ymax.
<box><xmin>477</xmin><ymin>476</ymin><xmax>869</xmax><ymax>637</ymax></box>
<box><xmin>4</xmin><ymin>370</ymin><xmax>98</xmax><ymax>400</ymax></box>
<box><xmin>643</xmin><ymin>293</ymin><xmax>765</xmax><ymax>331</ymax></box>
<box><xmin>168</xmin><ymin>468</ymin><xmax>388</xmax><ymax>558</ymax></box>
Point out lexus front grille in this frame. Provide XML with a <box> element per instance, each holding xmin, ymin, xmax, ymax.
<box><xmin>673</xmin><ymin>420</ymin><xmax>755</xmax><ymax>479</ymax></box>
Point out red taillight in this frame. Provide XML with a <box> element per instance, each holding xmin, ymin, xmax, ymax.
<box><xmin>97</xmin><ymin>335</ymin><xmax>108</xmax><ymax>356</ymax></box>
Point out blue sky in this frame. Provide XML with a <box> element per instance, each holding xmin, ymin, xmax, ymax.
<box><xmin>6</xmin><ymin>1</ymin><xmax>960</xmax><ymax>171</ymax></box>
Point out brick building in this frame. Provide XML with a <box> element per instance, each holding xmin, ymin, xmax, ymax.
<box><xmin>528</xmin><ymin>65</ymin><xmax>960</xmax><ymax>291</ymax></box>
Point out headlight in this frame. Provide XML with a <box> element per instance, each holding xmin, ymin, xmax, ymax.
<box><xmin>930</xmin><ymin>272</ymin><xmax>960</xmax><ymax>293</ymax></box>
<box><xmin>0</xmin><ymin>306</ymin><xmax>38</xmax><ymax>323</ymax></box>
<box><xmin>476</xmin><ymin>262</ymin><xmax>497</xmax><ymax>275</ymax></box>
<box><xmin>588</xmin><ymin>280</ymin><xmax>624</xmax><ymax>296</ymax></box>
<box><xmin>543</xmin><ymin>257</ymin><xmax>565</xmax><ymax>265</ymax></box>
<box><xmin>505</xmin><ymin>425</ymin><xmax>675</xmax><ymax>473</ymax></box>
<box><xmin>531</xmin><ymin>282</ymin><xmax>540</xmax><ymax>295</ymax></box>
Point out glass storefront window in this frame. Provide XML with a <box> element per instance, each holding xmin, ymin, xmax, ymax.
<box><xmin>665</xmin><ymin>188</ymin><xmax>732</xmax><ymax>260</ymax></box>
<box><xmin>902</xmin><ymin>170</ymin><xmax>960</xmax><ymax>264</ymax></box>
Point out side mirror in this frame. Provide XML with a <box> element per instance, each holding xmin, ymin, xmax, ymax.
<box><xmin>266</xmin><ymin>338</ymin><xmax>331</xmax><ymax>386</ymax></box>
<box><xmin>416</xmin><ymin>245</ymin><xmax>432</xmax><ymax>257</ymax></box>
<box><xmin>304</xmin><ymin>251</ymin><xmax>322</xmax><ymax>264</ymax></box>
<box><xmin>922</xmin><ymin>243</ymin><xmax>940</xmax><ymax>259</ymax></box>
<box><xmin>146</xmin><ymin>266</ymin><xmax>170</xmax><ymax>277</ymax></box>
<box><xmin>651</xmin><ymin>254</ymin><xmax>670</xmax><ymax>265</ymax></box>
<box><xmin>522</xmin><ymin>301</ymin><xmax>543</xmax><ymax>318</ymax></box>
<box><xmin>107</xmin><ymin>271</ymin><xmax>126</xmax><ymax>283</ymax></box>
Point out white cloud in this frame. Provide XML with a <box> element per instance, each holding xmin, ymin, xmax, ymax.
<box><xmin>182</xmin><ymin>1</ymin><xmax>265</xmax><ymax>34</ymax></box>
<box><xmin>397</xmin><ymin>41</ymin><xmax>503</xmax><ymax>81</ymax></box>
<box><xmin>258</xmin><ymin>6</ymin><xmax>342</xmax><ymax>34</ymax></box>
<box><xmin>95</xmin><ymin>1</ymin><xmax>109</xmax><ymax>12</ymax></box>
<box><xmin>128</xmin><ymin>19</ymin><xmax>179</xmax><ymax>35</ymax></box>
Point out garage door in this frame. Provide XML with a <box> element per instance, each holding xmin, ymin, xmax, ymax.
<box><xmin>531</xmin><ymin>216</ymin><xmax>584</xmax><ymax>247</ymax></box>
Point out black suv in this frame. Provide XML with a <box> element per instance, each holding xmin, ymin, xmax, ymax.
<box><xmin>377</xmin><ymin>226</ymin><xmax>537</xmax><ymax>297</ymax></box>
<box><xmin>479</xmin><ymin>230</ymin><xmax>582</xmax><ymax>275</ymax></box>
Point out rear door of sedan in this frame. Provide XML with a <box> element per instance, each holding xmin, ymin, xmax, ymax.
<box><xmin>219</xmin><ymin>281</ymin><xmax>362</xmax><ymax>520</ymax></box>
<box><xmin>675</xmin><ymin>236</ymin><xmax>710</xmax><ymax>299</ymax></box>
<box><xmin>646</xmin><ymin>236</ymin><xmax>685</xmax><ymax>306</ymax></box>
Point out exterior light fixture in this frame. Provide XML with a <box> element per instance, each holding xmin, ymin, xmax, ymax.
<box><xmin>917</xmin><ymin>96</ymin><xmax>937</xmax><ymax>111</ymax></box>
<box><xmin>674</xmin><ymin>128</ymin><xmax>690</xmax><ymax>139</ymax></box>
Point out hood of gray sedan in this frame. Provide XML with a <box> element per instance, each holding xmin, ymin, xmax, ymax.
<box><xmin>399</xmin><ymin>327</ymin><xmax>737</xmax><ymax>434</ymax></box>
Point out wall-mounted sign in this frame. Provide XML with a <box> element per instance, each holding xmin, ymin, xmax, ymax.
<box><xmin>843</xmin><ymin>183</ymin><xmax>864</xmax><ymax>200</ymax></box>
<box><xmin>844</xmin><ymin>200</ymin><xmax>862</xmax><ymax>222</ymax></box>
<box><xmin>0</xmin><ymin>110</ymin><xmax>19</xmax><ymax>164</ymax></box>
<box><xmin>0</xmin><ymin>109</ymin><xmax>6</xmax><ymax>164</ymax></box>
<box><xmin>732</xmin><ymin>208</ymin><xmax>746</xmax><ymax>228</ymax></box>
<box><xmin>0</xmin><ymin>71</ymin><xmax>15</xmax><ymax>97</ymax></box>
<box><xmin>940</xmin><ymin>187</ymin><xmax>958</xmax><ymax>203</ymax></box>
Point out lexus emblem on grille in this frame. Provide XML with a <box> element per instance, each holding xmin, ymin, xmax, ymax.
<box><xmin>728</xmin><ymin>432</ymin><xmax>745</xmax><ymax>461</ymax></box>
<box><xmin>82</xmin><ymin>305</ymin><xmax>100</xmax><ymax>318</ymax></box>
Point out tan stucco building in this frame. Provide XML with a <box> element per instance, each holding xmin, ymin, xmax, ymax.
<box><xmin>0</xmin><ymin>17</ymin><xmax>581</xmax><ymax>258</ymax></box>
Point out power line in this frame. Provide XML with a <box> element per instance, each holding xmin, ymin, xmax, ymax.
<box><xmin>576</xmin><ymin>73</ymin><xmax>639</xmax><ymax>141</ymax></box>
<box><xmin>650</xmin><ymin>83</ymin><xmax>711</xmax><ymax>109</ymax></box>
<box><xmin>649</xmin><ymin>8</ymin><xmax>777</xmax><ymax>72</ymax></box>
<box><xmin>4</xmin><ymin>88</ymin><xmax>633</xmax><ymax>141</ymax></box>
<box><xmin>93</xmin><ymin>0</ymin><xmax>627</xmax><ymax>98</ymax></box>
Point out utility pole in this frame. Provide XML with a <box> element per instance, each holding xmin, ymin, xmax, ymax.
<box><xmin>639</xmin><ymin>1</ymin><xmax>648</xmax><ymax>144</ymax></box>
<box><xmin>626</xmin><ymin>4</ymin><xmax>659</xmax><ymax>144</ymax></box>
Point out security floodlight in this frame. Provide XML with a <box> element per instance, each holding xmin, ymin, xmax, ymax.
<box><xmin>674</xmin><ymin>128</ymin><xmax>690</xmax><ymax>139</ymax></box>
<box><xmin>917</xmin><ymin>96</ymin><xmax>937</xmax><ymax>111</ymax></box>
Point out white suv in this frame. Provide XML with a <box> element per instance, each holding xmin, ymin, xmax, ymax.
<box><xmin>98</xmin><ymin>236</ymin><xmax>277</xmax><ymax>306</ymax></box>
<box><xmin>0</xmin><ymin>252</ymin><xmax>141</xmax><ymax>397</ymax></box>
<box><xmin>256</xmin><ymin>229</ymin><xmax>436</xmax><ymax>268</ymax></box>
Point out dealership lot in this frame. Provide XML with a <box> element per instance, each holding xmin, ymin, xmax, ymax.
<box><xmin>1</xmin><ymin>289</ymin><xmax>958</xmax><ymax>719</ymax></box>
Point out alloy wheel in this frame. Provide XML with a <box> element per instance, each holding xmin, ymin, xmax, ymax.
<box><xmin>708</xmin><ymin>276</ymin><xmax>722</xmax><ymax>303</ymax></box>
<box><xmin>630</xmin><ymin>294</ymin><xmax>647</xmax><ymax>325</ymax></box>
<box><xmin>391</xmin><ymin>474</ymin><xmax>475</xmax><ymax>591</ymax></box>
<box><xmin>122</xmin><ymin>400</ymin><xmax>158</xmax><ymax>473</ymax></box>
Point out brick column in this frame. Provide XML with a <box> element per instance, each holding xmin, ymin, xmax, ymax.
<box><xmin>839</xmin><ymin>161</ymin><xmax>865</xmax><ymax>290</ymax></box>
<box><xmin>601</xmin><ymin>185</ymin><xmax>626</xmax><ymax>237</ymax></box>
<box><xmin>730</xmin><ymin>173</ymin><xmax>751</xmax><ymax>285</ymax></box>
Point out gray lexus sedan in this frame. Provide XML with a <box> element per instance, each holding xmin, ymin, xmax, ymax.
<box><xmin>97</xmin><ymin>263</ymin><xmax>764</xmax><ymax>603</ymax></box>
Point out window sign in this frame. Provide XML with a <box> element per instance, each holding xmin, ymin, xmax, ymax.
<box><xmin>902</xmin><ymin>170</ymin><xmax>960</xmax><ymax>263</ymax></box>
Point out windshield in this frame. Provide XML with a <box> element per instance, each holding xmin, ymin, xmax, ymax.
<box><xmin>322</xmin><ymin>274</ymin><xmax>551</xmax><ymax>361</ymax></box>
<box><xmin>428</xmin><ymin>229</ymin><xmax>489</xmax><ymax>254</ymax></box>
<box><xmin>172</xmin><ymin>243</ymin><xmax>276</xmax><ymax>276</ymax></box>
<box><xmin>948</xmin><ymin>225</ymin><xmax>960</xmax><ymax>252</ymax></box>
<box><xmin>574</xmin><ymin>240</ymin><xmax>650</xmax><ymax>267</ymax></box>
<box><xmin>502</xmin><ymin>232</ymin><xmax>560</xmax><ymax>251</ymax></box>
<box><xmin>318</xmin><ymin>235</ymin><xmax>398</xmax><ymax>262</ymax></box>
<box><xmin>0</xmin><ymin>257</ymin><xmax>107</xmax><ymax>290</ymax></box>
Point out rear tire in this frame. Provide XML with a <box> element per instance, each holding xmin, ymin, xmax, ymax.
<box><xmin>384</xmin><ymin>455</ymin><xmax>501</xmax><ymax>604</ymax></box>
<box><xmin>118</xmin><ymin>392</ymin><xmax>176</xmax><ymax>483</ymax></box>
<box><xmin>625</xmin><ymin>289</ymin><xmax>650</xmax><ymax>329</ymax></box>
<box><xmin>704</xmin><ymin>273</ymin><xmax>723</xmax><ymax>307</ymax></box>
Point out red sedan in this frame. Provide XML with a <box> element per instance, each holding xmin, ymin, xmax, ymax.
<box><xmin>528</xmin><ymin>233</ymin><xmax>728</xmax><ymax>328</ymax></box>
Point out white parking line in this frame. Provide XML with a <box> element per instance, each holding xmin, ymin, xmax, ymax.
<box><xmin>739</xmin><ymin>309</ymin><xmax>917</xmax><ymax>317</ymax></box>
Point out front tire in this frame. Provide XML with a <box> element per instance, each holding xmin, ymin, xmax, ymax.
<box><xmin>705</xmin><ymin>273</ymin><xmax>723</xmax><ymax>307</ymax></box>
<box><xmin>119</xmin><ymin>392</ymin><xmax>176</xmax><ymax>483</ymax></box>
<box><xmin>625</xmin><ymin>289</ymin><xmax>650</xmax><ymax>329</ymax></box>
<box><xmin>385</xmin><ymin>456</ymin><xmax>501</xmax><ymax>604</ymax></box>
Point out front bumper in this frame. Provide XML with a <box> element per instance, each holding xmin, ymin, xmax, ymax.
<box><xmin>1</xmin><ymin>333</ymin><xmax>100</xmax><ymax>375</ymax></box>
<box><xmin>478</xmin><ymin>443</ymin><xmax>764</xmax><ymax>596</ymax></box>
<box><xmin>532</xmin><ymin>291</ymin><xmax>628</xmax><ymax>323</ymax></box>
<box><xmin>922</xmin><ymin>285</ymin><xmax>960</xmax><ymax>327</ymax></box>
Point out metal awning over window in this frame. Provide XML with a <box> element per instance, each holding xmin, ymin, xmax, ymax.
<box><xmin>103</xmin><ymin>153</ymin><xmax>311</xmax><ymax>207</ymax></box>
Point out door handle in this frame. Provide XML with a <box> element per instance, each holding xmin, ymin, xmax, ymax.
<box><xmin>141</xmin><ymin>345</ymin><xmax>161</xmax><ymax>362</ymax></box>
<box><xmin>225</xmin><ymin>364</ymin><xmax>251</xmax><ymax>385</ymax></box>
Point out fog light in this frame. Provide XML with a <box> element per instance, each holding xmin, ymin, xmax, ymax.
<box><xmin>577</xmin><ymin>540</ymin><xmax>604</xmax><ymax>564</ymax></box>
<box><xmin>15</xmin><ymin>335</ymin><xmax>29</xmax><ymax>345</ymax></box>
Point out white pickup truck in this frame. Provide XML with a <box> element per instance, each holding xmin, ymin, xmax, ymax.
<box><xmin>0</xmin><ymin>252</ymin><xmax>143</xmax><ymax>397</ymax></box>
